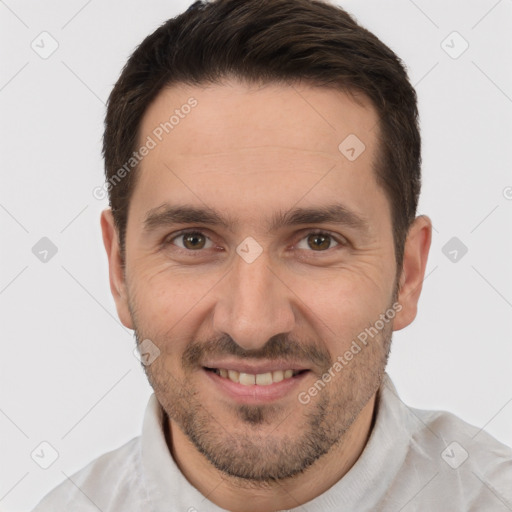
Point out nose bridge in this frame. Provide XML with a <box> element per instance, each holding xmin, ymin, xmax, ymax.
<box><xmin>213</xmin><ymin>249</ymin><xmax>295</xmax><ymax>351</ymax></box>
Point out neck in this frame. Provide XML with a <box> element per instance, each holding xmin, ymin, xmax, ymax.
<box><xmin>167</xmin><ymin>393</ymin><xmax>377</xmax><ymax>512</ymax></box>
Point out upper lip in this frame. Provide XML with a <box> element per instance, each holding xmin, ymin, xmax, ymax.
<box><xmin>202</xmin><ymin>359</ymin><xmax>310</xmax><ymax>374</ymax></box>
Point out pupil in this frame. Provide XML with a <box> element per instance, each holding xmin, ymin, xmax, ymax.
<box><xmin>185</xmin><ymin>233</ymin><xmax>204</xmax><ymax>249</ymax></box>
<box><xmin>309</xmin><ymin>234</ymin><xmax>329</xmax><ymax>251</ymax></box>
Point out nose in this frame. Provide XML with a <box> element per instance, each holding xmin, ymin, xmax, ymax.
<box><xmin>212</xmin><ymin>248</ymin><xmax>296</xmax><ymax>352</ymax></box>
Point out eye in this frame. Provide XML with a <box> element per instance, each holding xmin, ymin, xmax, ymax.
<box><xmin>164</xmin><ymin>229</ymin><xmax>346</xmax><ymax>254</ymax></box>
<box><xmin>167</xmin><ymin>230</ymin><xmax>215</xmax><ymax>251</ymax></box>
<box><xmin>295</xmin><ymin>230</ymin><xmax>344</xmax><ymax>252</ymax></box>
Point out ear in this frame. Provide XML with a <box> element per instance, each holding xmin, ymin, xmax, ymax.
<box><xmin>393</xmin><ymin>215</ymin><xmax>432</xmax><ymax>331</ymax></box>
<box><xmin>100</xmin><ymin>209</ymin><xmax>134</xmax><ymax>329</ymax></box>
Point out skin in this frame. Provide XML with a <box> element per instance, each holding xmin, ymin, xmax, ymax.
<box><xmin>101</xmin><ymin>78</ymin><xmax>432</xmax><ymax>512</ymax></box>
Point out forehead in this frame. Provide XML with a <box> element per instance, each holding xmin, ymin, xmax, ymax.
<box><xmin>139</xmin><ymin>79</ymin><xmax>378</xmax><ymax>159</ymax></box>
<box><xmin>130</xmin><ymin>79</ymin><xmax>386</xmax><ymax>233</ymax></box>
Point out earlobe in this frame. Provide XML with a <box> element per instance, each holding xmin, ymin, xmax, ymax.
<box><xmin>100</xmin><ymin>209</ymin><xmax>134</xmax><ymax>329</ymax></box>
<box><xmin>393</xmin><ymin>215</ymin><xmax>432</xmax><ymax>332</ymax></box>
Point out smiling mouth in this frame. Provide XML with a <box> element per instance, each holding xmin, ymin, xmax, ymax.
<box><xmin>204</xmin><ymin>367</ymin><xmax>308</xmax><ymax>386</ymax></box>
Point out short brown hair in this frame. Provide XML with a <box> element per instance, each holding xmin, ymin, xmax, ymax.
<box><xmin>103</xmin><ymin>0</ymin><xmax>421</xmax><ymax>273</ymax></box>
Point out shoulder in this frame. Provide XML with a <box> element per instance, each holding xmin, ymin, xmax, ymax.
<box><xmin>31</xmin><ymin>436</ymin><xmax>149</xmax><ymax>512</ymax></box>
<box><xmin>411</xmin><ymin>406</ymin><xmax>512</xmax><ymax>464</ymax></box>
<box><xmin>400</xmin><ymin>405</ymin><xmax>512</xmax><ymax>509</ymax></box>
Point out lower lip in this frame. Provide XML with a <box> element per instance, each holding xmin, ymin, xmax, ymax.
<box><xmin>203</xmin><ymin>368</ymin><xmax>310</xmax><ymax>404</ymax></box>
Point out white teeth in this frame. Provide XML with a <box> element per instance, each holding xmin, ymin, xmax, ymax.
<box><xmin>255</xmin><ymin>372</ymin><xmax>273</xmax><ymax>386</ymax></box>
<box><xmin>272</xmin><ymin>370</ymin><xmax>284</xmax><ymax>383</ymax></box>
<box><xmin>214</xmin><ymin>368</ymin><xmax>302</xmax><ymax>385</ymax></box>
<box><xmin>239</xmin><ymin>372</ymin><xmax>256</xmax><ymax>385</ymax></box>
<box><xmin>228</xmin><ymin>370</ymin><xmax>239</xmax><ymax>382</ymax></box>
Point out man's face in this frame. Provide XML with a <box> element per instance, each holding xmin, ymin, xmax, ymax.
<box><xmin>113</xmin><ymin>79</ymin><xmax>404</xmax><ymax>480</ymax></box>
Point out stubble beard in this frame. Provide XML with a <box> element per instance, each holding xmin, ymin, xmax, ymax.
<box><xmin>131</xmin><ymin>301</ymin><xmax>394</xmax><ymax>484</ymax></box>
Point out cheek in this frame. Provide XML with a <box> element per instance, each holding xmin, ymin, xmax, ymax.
<box><xmin>128</xmin><ymin>262</ymin><xmax>219</xmax><ymax>343</ymax></box>
<box><xmin>292</xmin><ymin>266</ymin><xmax>393</xmax><ymax>346</ymax></box>
<box><xmin>129</xmin><ymin>244</ymin><xmax>395</xmax><ymax>355</ymax></box>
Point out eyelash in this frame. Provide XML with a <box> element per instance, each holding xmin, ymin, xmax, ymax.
<box><xmin>164</xmin><ymin>229</ymin><xmax>347</xmax><ymax>255</ymax></box>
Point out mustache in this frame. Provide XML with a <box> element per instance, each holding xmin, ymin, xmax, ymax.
<box><xmin>182</xmin><ymin>333</ymin><xmax>332</xmax><ymax>372</ymax></box>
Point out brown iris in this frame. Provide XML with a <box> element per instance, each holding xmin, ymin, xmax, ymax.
<box><xmin>307</xmin><ymin>233</ymin><xmax>331</xmax><ymax>251</ymax></box>
<box><xmin>182</xmin><ymin>232</ymin><xmax>206</xmax><ymax>250</ymax></box>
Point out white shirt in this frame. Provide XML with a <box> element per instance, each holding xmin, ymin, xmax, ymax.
<box><xmin>32</xmin><ymin>373</ymin><xmax>512</xmax><ymax>511</ymax></box>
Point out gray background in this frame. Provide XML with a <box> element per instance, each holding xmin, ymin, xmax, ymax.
<box><xmin>1</xmin><ymin>0</ymin><xmax>511</xmax><ymax>510</ymax></box>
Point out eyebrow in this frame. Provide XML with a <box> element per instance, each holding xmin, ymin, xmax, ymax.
<box><xmin>143</xmin><ymin>203</ymin><xmax>370</xmax><ymax>235</ymax></box>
